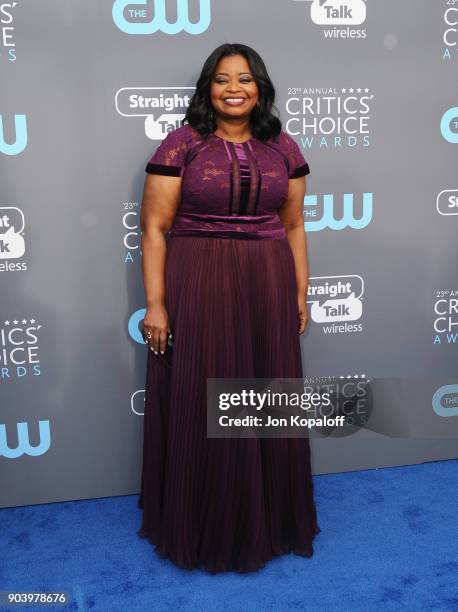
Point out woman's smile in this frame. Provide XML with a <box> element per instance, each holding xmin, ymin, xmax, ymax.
<box><xmin>222</xmin><ymin>97</ymin><xmax>247</xmax><ymax>106</ymax></box>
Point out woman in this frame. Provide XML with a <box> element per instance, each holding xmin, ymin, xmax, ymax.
<box><xmin>137</xmin><ymin>43</ymin><xmax>320</xmax><ymax>574</ymax></box>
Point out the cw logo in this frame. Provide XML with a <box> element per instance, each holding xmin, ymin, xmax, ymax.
<box><xmin>0</xmin><ymin>420</ymin><xmax>51</xmax><ymax>458</ymax></box>
<box><xmin>304</xmin><ymin>193</ymin><xmax>372</xmax><ymax>231</ymax></box>
<box><xmin>432</xmin><ymin>385</ymin><xmax>458</xmax><ymax>417</ymax></box>
<box><xmin>0</xmin><ymin>114</ymin><xmax>27</xmax><ymax>155</ymax></box>
<box><xmin>128</xmin><ymin>308</ymin><xmax>147</xmax><ymax>343</ymax></box>
<box><xmin>112</xmin><ymin>0</ymin><xmax>211</xmax><ymax>34</ymax></box>
<box><xmin>440</xmin><ymin>107</ymin><xmax>458</xmax><ymax>143</ymax></box>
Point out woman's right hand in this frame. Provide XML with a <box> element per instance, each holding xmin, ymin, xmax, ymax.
<box><xmin>141</xmin><ymin>302</ymin><xmax>171</xmax><ymax>355</ymax></box>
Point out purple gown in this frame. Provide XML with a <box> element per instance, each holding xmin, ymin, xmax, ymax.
<box><xmin>137</xmin><ymin>124</ymin><xmax>320</xmax><ymax>573</ymax></box>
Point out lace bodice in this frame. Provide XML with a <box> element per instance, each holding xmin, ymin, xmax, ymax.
<box><xmin>145</xmin><ymin>124</ymin><xmax>310</xmax><ymax>239</ymax></box>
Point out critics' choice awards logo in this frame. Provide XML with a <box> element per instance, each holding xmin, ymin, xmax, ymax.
<box><xmin>112</xmin><ymin>0</ymin><xmax>211</xmax><ymax>34</ymax></box>
<box><xmin>1</xmin><ymin>1</ymin><xmax>18</xmax><ymax>62</ymax></box>
<box><xmin>307</xmin><ymin>275</ymin><xmax>364</xmax><ymax>333</ymax></box>
<box><xmin>440</xmin><ymin>107</ymin><xmax>458</xmax><ymax>143</ymax></box>
<box><xmin>122</xmin><ymin>201</ymin><xmax>141</xmax><ymax>264</ymax></box>
<box><xmin>0</xmin><ymin>318</ymin><xmax>41</xmax><ymax>379</ymax></box>
<box><xmin>0</xmin><ymin>206</ymin><xmax>27</xmax><ymax>271</ymax></box>
<box><xmin>443</xmin><ymin>4</ymin><xmax>458</xmax><ymax>60</ymax></box>
<box><xmin>115</xmin><ymin>87</ymin><xmax>194</xmax><ymax>139</ymax></box>
<box><xmin>294</xmin><ymin>0</ymin><xmax>367</xmax><ymax>39</ymax></box>
<box><xmin>433</xmin><ymin>290</ymin><xmax>458</xmax><ymax>345</ymax></box>
<box><xmin>286</xmin><ymin>87</ymin><xmax>374</xmax><ymax>149</ymax></box>
<box><xmin>437</xmin><ymin>189</ymin><xmax>458</xmax><ymax>216</ymax></box>
<box><xmin>304</xmin><ymin>192</ymin><xmax>372</xmax><ymax>231</ymax></box>
<box><xmin>0</xmin><ymin>420</ymin><xmax>51</xmax><ymax>458</ymax></box>
<box><xmin>0</xmin><ymin>113</ymin><xmax>27</xmax><ymax>155</ymax></box>
<box><xmin>432</xmin><ymin>384</ymin><xmax>458</xmax><ymax>417</ymax></box>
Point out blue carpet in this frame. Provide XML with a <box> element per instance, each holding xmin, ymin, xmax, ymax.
<box><xmin>1</xmin><ymin>459</ymin><xmax>457</xmax><ymax>612</ymax></box>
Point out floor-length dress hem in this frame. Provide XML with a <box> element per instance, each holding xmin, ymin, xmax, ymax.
<box><xmin>137</xmin><ymin>524</ymin><xmax>321</xmax><ymax>574</ymax></box>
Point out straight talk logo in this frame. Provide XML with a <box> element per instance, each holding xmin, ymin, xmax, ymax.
<box><xmin>115</xmin><ymin>87</ymin><xmax>194</xmax><ymax>140</ymax></box>
<box><xmin>307</xmin><ymin>275</ymin><xmax>364</xmax><ymax>334</ymax></box>
<box><xmin>0</xmin><ymin>206</ymin><xmax>27</xmax><ymax>271</ymax></box>
<box><xmin>293</xmin><ymin>0</ymin><xmax>368</xmax><ymax>39</ymax></box>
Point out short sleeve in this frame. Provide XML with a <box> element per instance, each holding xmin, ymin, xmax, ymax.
<box><xmin>282</xmin><ymin>132</ymin><xmax>310</xmax><ymax>178</ymax></box>
<box><xmin>145</xmin><ymin>126</ymin><xmax>190</xmax><ymax>177</ymax></box>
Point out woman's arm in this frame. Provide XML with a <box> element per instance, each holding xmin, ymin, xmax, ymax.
<box><xmin>140</xmin><ymin>173</ymin><xmax>181</xmax><ymax>353</ymax></box>
<box><xmin>278</xmin><ymin>175</ymin><xmax>309</xmax><ymax>333</ymax></box>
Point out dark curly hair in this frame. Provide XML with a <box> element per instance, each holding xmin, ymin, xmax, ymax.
<box><xmin>182</xmin><ymin>43</ymin><xmax>282</xmax><ymax>142</ymax></box>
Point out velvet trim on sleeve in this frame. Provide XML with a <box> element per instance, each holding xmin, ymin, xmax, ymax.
<box><xmin>145</xmin><ymin>125</ymin><xmax>193</xmax><ymax>177</ymax></box>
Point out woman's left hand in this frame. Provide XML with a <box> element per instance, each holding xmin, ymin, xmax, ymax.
<box><xmin>298</xmin><ymin>293</ymin><xmax>309</xmax><ymax>334</ymax></box>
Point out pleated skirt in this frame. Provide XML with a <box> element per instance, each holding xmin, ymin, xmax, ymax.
<box><xmin>137</xmin><ymin>235</ymin><xmax>320</xmax><ymax>573</ymax></box>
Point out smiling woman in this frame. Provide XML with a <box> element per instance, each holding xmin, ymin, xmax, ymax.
<box><xmin>138</xmin><ymin>42</ymin><xmax>319</xmax><ymax>574</ymax></box>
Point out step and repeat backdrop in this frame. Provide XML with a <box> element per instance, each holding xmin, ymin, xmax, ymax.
<box><xmin>1</xmin><ymin>1</ymin><xmax>457</xmax><ymax>507</ymax></box>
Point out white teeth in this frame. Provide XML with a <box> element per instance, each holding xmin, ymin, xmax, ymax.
<box><xmin>224</xmin><ymin>98</ymin><xmax>244</xmax><ymax>102</ymax></box>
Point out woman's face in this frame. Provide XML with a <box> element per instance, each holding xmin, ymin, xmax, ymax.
<box><xmin>210</xmin><ymin>54</ymin><xmax>259</xmax><ymax>121</ymax></box>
